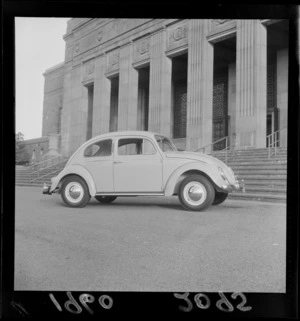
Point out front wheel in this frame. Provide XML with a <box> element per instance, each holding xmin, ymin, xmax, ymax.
<box><xmin>61</xmin><ymin>175</ymin><xmax>90</xmax><ymax>208</ymax></box>
<box><xmin>95</xmin><ymin>196</ymin><xmax>117</xmax><ymax>204</ymax></box>
<box><xmin>212</xmin><ymin>191</ymin><xmax>228</xmax><ymax>205</ymax></box>
<box><xmin>178</xmin><ymin>175</ymin><xmax>215</xmax><ymax>211</ymax></box>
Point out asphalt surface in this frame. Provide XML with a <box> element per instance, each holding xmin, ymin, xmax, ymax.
<box><xmin>14</xmin><ymin>186</ymin><xmax>286</xmax><ymax>292</ymax></box>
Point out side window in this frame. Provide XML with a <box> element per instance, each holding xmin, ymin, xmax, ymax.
<box><xmin>143</xmin><ymin>139</ymin><xmax>157</xmax><ymax>155</ymax></box>
<box><xmin>117</xmin><ymin>138</ymin><xmax>157</xmax><ymax>156</ymax></box>
<box><xmin>84</xmin><ymin>139</ymin><xmax>112</xmax><ymax>157</ymax></box>
<box><xmin>118</xmin><ymin>138</ymin><xmax>143</xmax><ymax>155</ymax></box>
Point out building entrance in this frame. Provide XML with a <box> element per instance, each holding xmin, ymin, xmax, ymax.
<box><xmin>86</xmin><ymin>84</ymin><xmax>94</xmax><ymax>140</ymax></box>
<box><xmin>266</xmin><ymin>20</ymin><xmax>289</xmax><ymax>147</ymax></box>
<box><xmin>137</xmin><ymin>66</ymin><xmax>150</xmax><ymax>131</ymax></box>
<box><xmin>212</xmin><ymin>37</ymin><xmax>236</xmax><ymax>150</ymax></box>
<box><xmin>213</xmin><ymin>75</ymin><xmax>228</xmax><ymax>150</ymax></box>
<box><xmin>109</xmin><ymin>76</ymin><xmax>119</xmax><ymax>132</ymax></box>
<box><xmin>171</xmin><ymin>53</ymin><xmax>188</xmax><ymax>139</ymax></box>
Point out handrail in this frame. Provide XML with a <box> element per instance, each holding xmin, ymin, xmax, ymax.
<box><xmin>194</xmin><ymin>136</ymin><xmax>229</xmax><ymax>153</ymax></box>
<box><xmin>267</xmin><ymin>127</ymin><xmax>287</xmax><ymax>158</ymax></box>
<box><xmin>25</xmin><ymin>155</ymin><xmax>64</xmax><ymax>171</ymax></box>
<box><xmin>195</xmin><ymin>136</ymin><xmax>230</xmax><ymax>163</ymax></box>
<box><xmin>193</xmin><ymin>127</ymin><xmax>287</xmax><ymax>163</ymax></box>
<box><xmin>34</xmin><ymin>158</ymin><xmax>68</xmax><ymax>172</ymax></box>
<box><xmin>29</xmin><ymin>158</ymin><xmax>68</xmax><ymax>180</ymax></box>
<box><xmin>30</xmin><ymin>165</ymin><xmax>66</xmax><ymax>183</ymax></box>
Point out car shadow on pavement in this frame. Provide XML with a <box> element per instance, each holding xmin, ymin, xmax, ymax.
<box><xmin>53</xmin><ymin>196</ymin><xmax>243</xmax><ymax>212</ymax></box>
<box><xmin>87</xmin><ymin>199</ymin><xmax>185</xmax><ymax>212</ymax></box>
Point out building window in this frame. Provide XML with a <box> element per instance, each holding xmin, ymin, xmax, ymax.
<box><xmin>86</xmin><ymin>84</ymin><xmax>94</xmax><ymax>140</ymax></box>
<box><xmin>171</xmin><ymin>53</ymin><xmax>188</xmax><ymax>139</ymax></box>
<box><xmin>109</xmin><ymin>76</ymin><xmax>119</xmax><ymax>132</ymax></box>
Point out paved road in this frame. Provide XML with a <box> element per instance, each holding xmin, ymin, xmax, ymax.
<box><xmin>14</xmin><ymin>186</ymin><xmax>286</xmax><ymax>292</ymax></box>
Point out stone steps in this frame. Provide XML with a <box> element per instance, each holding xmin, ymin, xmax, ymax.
<box><xmin>228</xmin><ymin>192</ymin><xmax>286</xmax><ymax>203</ymax></box>
<box><xmin>244</xmin><ymin>180</ymin><xmax>286</xmax><ymax>187</ymax></box>
<box><xmin>16</xmin><ymin>182</ymin><xmax>44</xmax><ymax>188</ymax></box>
<box><xmin>15</xmin><ymin>163</ymin><xmax>66</xmax><ymax>187</ymax></box>
<box><xmin>211</xmin><ymin>148</ymin><xmax>287</xmax><ymax>203</ymax></box>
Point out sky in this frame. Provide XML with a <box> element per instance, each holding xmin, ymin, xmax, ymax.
<box><xmin>15</xmin><ymin>17</ymin><xmax>70</xmax><ymax>140</ymax></box>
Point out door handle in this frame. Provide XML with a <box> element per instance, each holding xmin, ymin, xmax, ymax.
<box><xmin>113</xmin><ymin>161</ymin><xmax>123</xmax><ymax>164</ymax></box>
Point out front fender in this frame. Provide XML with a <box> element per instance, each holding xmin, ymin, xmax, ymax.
<box><xmin>50</xmin><ymin>164</ymin><xmax>96</xmax><ymax>196</ymax></box>
<box><xmin>164</xmin><ymin>162</ymin><xmax>224</xmax><ymax>196</ymax></box>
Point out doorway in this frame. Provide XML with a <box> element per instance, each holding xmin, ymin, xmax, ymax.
<box><xmin>109</xmin><ymin>76</ymin><xmax>119</xmax><ymax>132</ymax></box>
<box><xmin>212</xmin><ymin>37</ymin><xmax>236</xmax><ymax>150</ymax></box>
<box><xmin>171</xmin><ymin>53</ymin><xmax>188</xmax><ymax>139</ymax></box>
<box><xmin>137</xmin><ymin>66</ymin><xmax>150</xmax><ymax>131</ymax></box>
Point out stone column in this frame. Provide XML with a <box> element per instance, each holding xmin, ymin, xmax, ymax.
<box><xmin>236</xmin><ymin>20</ymin><xmax>267</xmax><ymax>148</ymax></box>
<box><xmin>47</xmin><ymin>134</ymin><xmax>61</xmax><ymax>156</ymax></box>
<box><xmin>149</xmin><ymin>28</ymin><xmax>172</xmax><ymax>136</ymax></box>
<box><xmin>186</xmin><ymin>19</ymin><xmax>214</xmax><ymax>152</ymax></box>
<box><xmin>93</xmin><ymin>54</ymin><xmax>111</xmax><ymax>136</ymax></box>
<box><xmin>43</xmin><ymin>134</ymin><xmax>62</xmax><ymax>166</ymax></box>
<box><xmin>118</xmin><ymin>43</ymin><xmax>139</xmax><ymax>131</ymax></box>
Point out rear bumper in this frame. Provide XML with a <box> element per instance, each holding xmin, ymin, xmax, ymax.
<box><xmin>42</xmin><ymin>183</ymin><xmax>52</xmax><ymax>195</ymax></box>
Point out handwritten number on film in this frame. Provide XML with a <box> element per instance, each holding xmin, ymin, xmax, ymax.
<box><xmin>174</xmin><ymin>292</ymin><xmax>252</xmax><ymax>313</ymax></box>
<box><xmin>49</xmin><ymin>292</ymin><xmax>113</xmax><ymax>314</ymax></box>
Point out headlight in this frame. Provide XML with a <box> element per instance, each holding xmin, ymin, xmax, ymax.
<box><xmin>218</xmin><ymin>167</ymin><xmax>229</xmax><ymax>182</ymax></box>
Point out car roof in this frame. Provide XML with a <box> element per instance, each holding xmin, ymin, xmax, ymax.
<box><xmin>76</xmin><ymin>131</ymin><xmax>164</xmax><ymax>151</ymax></box>
<box><xmin>89</xmin><ymin>130</ymin><xmax>161</xmax><ymax>141</ymax></box>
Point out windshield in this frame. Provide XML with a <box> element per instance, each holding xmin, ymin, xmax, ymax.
<box><xmin>155</xmin><ymin>135</ymin><xmax>177</xmax><ymax>152</ymax></box>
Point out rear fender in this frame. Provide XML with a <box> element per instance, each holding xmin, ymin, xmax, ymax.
<box><xmin>164</xmin><ymin>162</ymin><xmax>224</xmax><ymax>196</ymax></box>
<box><xmin>50</xmin><ymin>165</ymin><xmax>96</xmax><ymax>196</ymax></box>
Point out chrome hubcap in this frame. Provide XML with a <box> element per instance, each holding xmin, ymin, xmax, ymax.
<box><xmin>183</xmin><ymin>181</ymin><xmax>207</xmax><ymax>206</ymax></box>
<box><xmin>188</xmin><ymin>185</ymin><xmax>203</xmax><ymax>201</ymax></box>
<box><xmin>65</xmin><ymin>182</ymin><xmax>84</xmax><ymax>203</ymax></box>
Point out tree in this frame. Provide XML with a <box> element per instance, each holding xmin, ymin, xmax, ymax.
<box><xmin>16</xmin><ymin>132</ymin><xmax>30</xmax><ymax>165</ymax></box>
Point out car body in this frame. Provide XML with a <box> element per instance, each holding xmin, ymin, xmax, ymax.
<box><xmin>43</xmin><ymin>131</ymin><xmax>243</xmax><ymax>211</ymax></box>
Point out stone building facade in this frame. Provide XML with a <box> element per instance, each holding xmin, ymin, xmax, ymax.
<box><xmin>21</xmin><ymin>137</ymin><xmax>49</xmax><ymax>163</ymax></box>
<box><xmin>43</xmin><ymin>18</ymin><xmax>289</xmax><ymax>157</ymax></box>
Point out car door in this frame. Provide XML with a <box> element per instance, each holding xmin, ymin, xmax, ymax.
<box><xmin>81</xmin><ymin>138</ymin><xmax>114</xmax><ymax>192</ymax></box>
<box><xmin>113</xmin><ymin>137</ymin><xmax>163</xmax><ymax>193</ymax></box>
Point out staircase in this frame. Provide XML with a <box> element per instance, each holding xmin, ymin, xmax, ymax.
<box><xmin>211</xmin><ymin>147</ymin><xmax>287</xmax><ymax>203</ymax></box>
<box><xmin>16</xmin><ymin>159</ymin><xmax>68</xmax><ymax>187</ymax></box>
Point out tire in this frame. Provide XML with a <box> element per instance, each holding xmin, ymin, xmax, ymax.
<box><xmin>212</xmin><ymin>191</ymin><xmax>228</xmax><ymax>206</ymax></box>
<box><xmin>178</xmin><ymin>175</ymin><xmax>215</xmax><ymax>211</ymax></box>
<box><xmin>95</xmin><ymin>196</ymin><xmax>117</xmax><ymax>204</ymax></box>
<box><xmin>61</xmin><ymin>175</ymin><xmax>91</xmax><ymax>208</ymax></box>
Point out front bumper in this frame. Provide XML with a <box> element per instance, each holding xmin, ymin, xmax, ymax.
<box><xmin>221</xmin><ymin>179</ymin><xmax>245</xmax><ymax>193</ymax></box>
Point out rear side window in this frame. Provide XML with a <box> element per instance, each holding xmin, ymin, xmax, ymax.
<box><xmin>84</xmin><ymin>139</ymin><xmax>112</xmax><ymax>157</ymax></box>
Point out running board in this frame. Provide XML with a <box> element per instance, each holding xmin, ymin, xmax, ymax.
<box><xmin>95</xmin><ymin>192</ymin><xmax>165</xmax><ymax>196</ymax></box>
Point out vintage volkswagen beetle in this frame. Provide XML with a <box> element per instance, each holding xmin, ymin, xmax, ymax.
<box><xmin>43</xmin><ymin>131</ymin><xmax>243</xmax><ymax>211</ymax></box>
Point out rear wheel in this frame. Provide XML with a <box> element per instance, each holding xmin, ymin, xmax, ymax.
<box><xmin>95</xmin><ymin>196</ymin><xmax>117</xmax><ymax>204</ymax></box>
<box><xmin>212</xmin><ymin>191</ymin><xmax>228</xmax><ymax>205</ymax></box>
<box><xmin>178</xmin><ymin>175</ymin><xmax>215</xmax><ymax>211</ymax></box>
<box><xmin>61</xmin><ymin>176</ymin><xmax>90</xmax><ymax>208</ymax></box>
